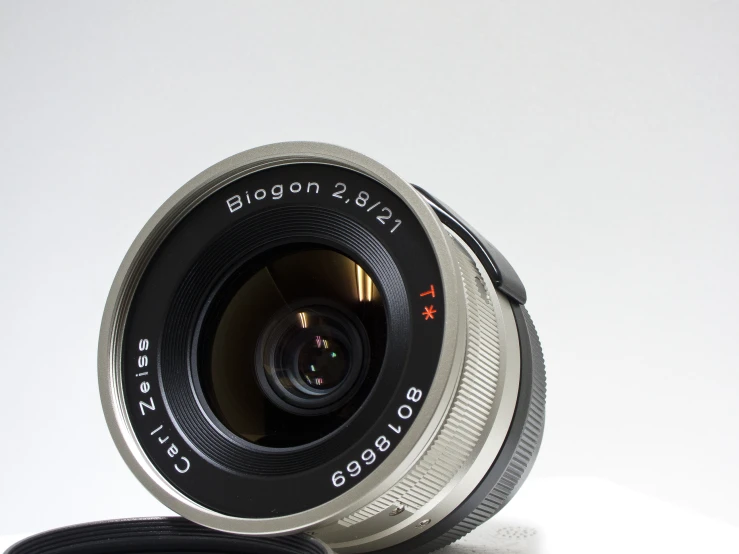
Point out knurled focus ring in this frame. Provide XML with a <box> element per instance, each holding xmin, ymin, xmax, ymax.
<box><xmin>339</xmin><ymin>234</ymin><xmax>502</xmax><ymax>526</ymax></box>
<box><xmin>418</xmin><ymin>305</ymin><xmax>546</xmax><ymax>552</ymax></box>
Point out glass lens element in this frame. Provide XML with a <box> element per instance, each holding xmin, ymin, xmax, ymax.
<box><xmin>296</xmin><ymin>330</ymin><xmax>349</xmax><ymax>390</ymax></box>
<box><xmin>256</xmin><ymin>304</ymin><xmax>367</xmax><ymax>408</ymax></box>
<box><xmin>198</xmin><ymin>246</ymin><xmax>386</xmax><ymax>448</ymax></box>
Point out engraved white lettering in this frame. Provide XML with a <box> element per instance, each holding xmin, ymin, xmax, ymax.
<box><xmin>139</xmin><ymin>397</ymin><xmax>156</xmax><ymax>415</ymax></box>
<box><xmin>175</xmin><ymin>457</ymin><xmax>190</xmax><ymax>473</ymax></box>
<box><xmin>226</xmin><ymin>195</ymin><xmax>243</xmax><ymax>213</ymax></box>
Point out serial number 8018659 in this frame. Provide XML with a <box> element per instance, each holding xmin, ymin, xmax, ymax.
<box><xmin>331</xmin><ymin>387</ymin><xmax>423</xmax><ymax>488</ymax></box>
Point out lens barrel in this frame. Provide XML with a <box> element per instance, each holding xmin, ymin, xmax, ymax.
<box><xmin>99</xmin><ymin>143</ymin><xmax>545</xmax><ymax>553</ymax></box>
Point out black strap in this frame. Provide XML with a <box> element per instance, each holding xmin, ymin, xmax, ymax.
<box><xmin>4</xmin><ymin>517</ymin><xmax>332</xmax><ymax>554</ymax></box>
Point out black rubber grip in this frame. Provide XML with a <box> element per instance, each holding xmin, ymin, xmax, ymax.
<box><xmin>4</xmin><ymin>517</ymin><xmax>332</xmax><ymax>554</ymax></box>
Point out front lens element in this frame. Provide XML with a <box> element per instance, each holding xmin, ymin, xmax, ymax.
<box><xmin>198</xmin><ymin>246</ymin><xmax>385</xmax><ymax>447</ymax></box>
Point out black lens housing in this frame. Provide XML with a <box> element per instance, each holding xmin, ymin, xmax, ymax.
<box><xmin>121</xmin><ymin>163</ymin><xmax>447</xmax><ymax>518</ymax></box>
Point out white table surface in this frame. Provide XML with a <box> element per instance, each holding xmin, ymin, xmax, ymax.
<box><xmin>3</xmin><ymin>478</ymin><xmax>738</xmax><ymax>553</ymax></box>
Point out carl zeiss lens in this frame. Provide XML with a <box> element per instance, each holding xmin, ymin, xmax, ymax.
<box><xmin>100</xmin><ymin>142</ymin><xmax>545</xmax><ymax>554</ymax></box>
<box><xmin>197</xmin><ymin>247</ymin><xmax>384</xmax><ymax>448</ymax></box>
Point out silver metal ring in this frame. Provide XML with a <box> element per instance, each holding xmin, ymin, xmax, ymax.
<box><xmin>99</xmin><ymin>142</ymin><xmax>469</xmax><ymax>537</ymax></box>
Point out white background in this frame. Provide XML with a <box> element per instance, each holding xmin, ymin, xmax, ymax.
<box><xmin>1</xmin><ymin>0</ymin><xmax>738</xmax><ymax>545</ymax></box>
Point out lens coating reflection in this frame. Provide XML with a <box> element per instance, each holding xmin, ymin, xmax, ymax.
<box><xmin>256</xmin><ymin>302</ymin><xmax>368</xmax><ymax>411</ymax></box>
<box><xmin>199</xmin><ymin>247</ymin><xmax>386</xmax><ymax>448</ymax></box>
<box><xmin>296</xmin><ymin>327</ymin><xmax>349</xmax><ymax>390</ymax></box>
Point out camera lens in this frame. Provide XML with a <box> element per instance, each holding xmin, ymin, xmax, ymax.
<box><xmin>197</xmin><ymin>246</ymin><xmax>383</xmax><ymax>447</ymax></box>
<box><xmin>100</xmin><ymin>142</ymin><xmax>546</xmax><ymax>553</ymax></box>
